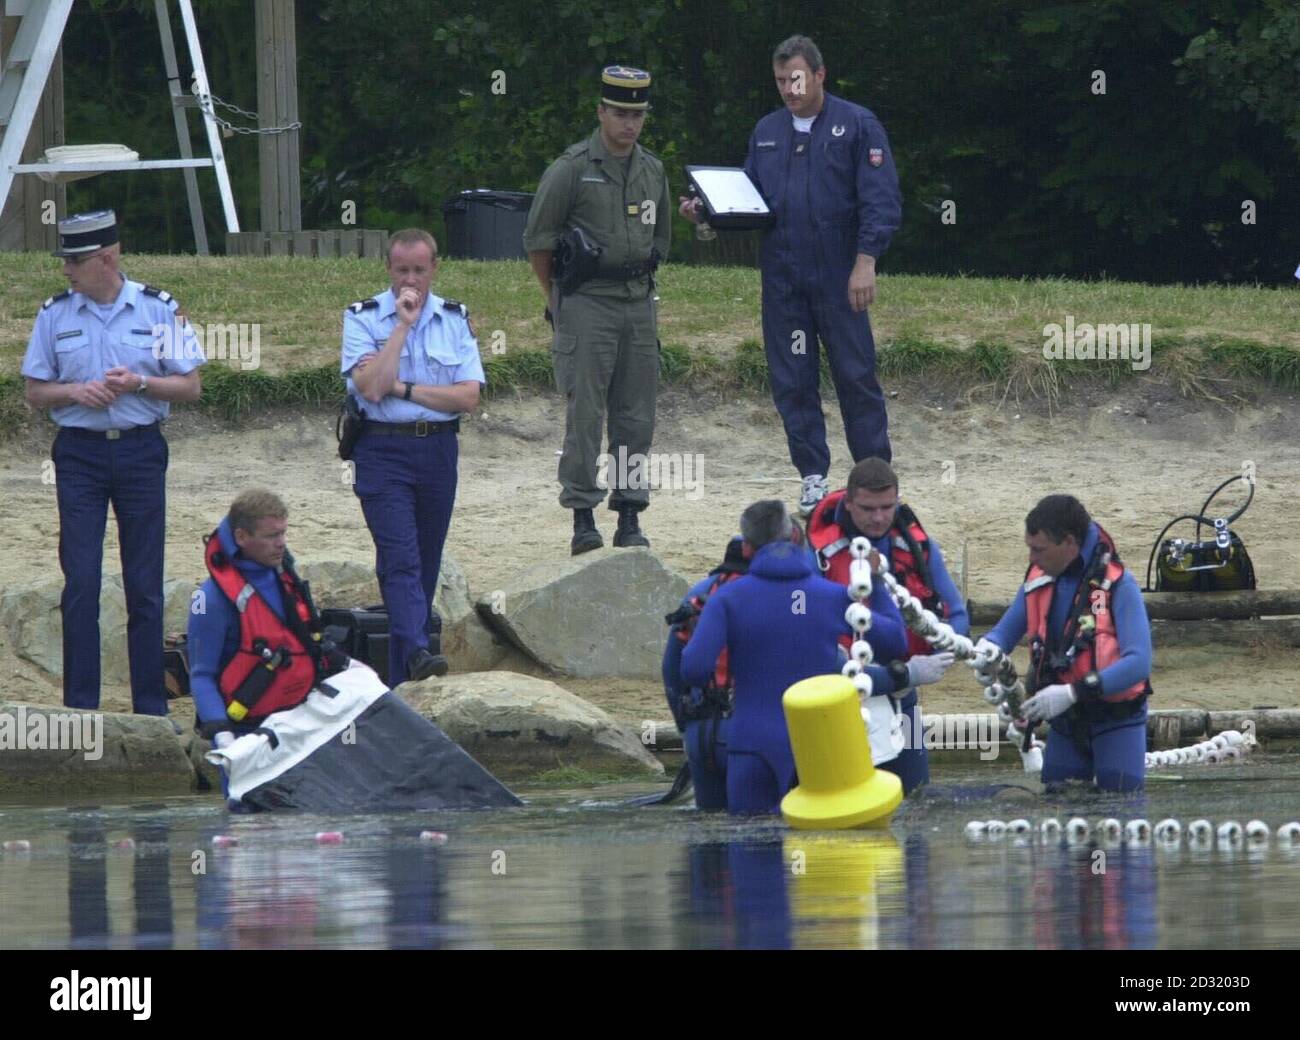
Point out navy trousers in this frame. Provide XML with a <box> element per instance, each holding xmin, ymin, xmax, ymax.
<box><xmin>761</xmin><ymin>262</ymin><xmax>891</xmax><ymax>475</ymax></box>
<box><xmin>53</xmin><ymin>426</ymin><xmax>168</xmax><ymax>715</ymax></box>
<box><xmin>352</xmin><ymin>430</ymin><xmax>458</xmax><ymax>685</ymax></box>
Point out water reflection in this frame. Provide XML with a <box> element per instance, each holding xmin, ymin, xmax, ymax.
<box><xmin>682</xmin><ymin>832</ymin><xmax>906</xmax><ymax>949</ymax></box>
<box><xmin>5</xmin><ymin>788</ymin><xmax>1299</xmax><ymax>949</ymax></box>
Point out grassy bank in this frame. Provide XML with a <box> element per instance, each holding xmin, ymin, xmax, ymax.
<box><xmin>2</xmin><ymin>254</ymin><xmax>1297</xmax><ymax>431</ymax></box>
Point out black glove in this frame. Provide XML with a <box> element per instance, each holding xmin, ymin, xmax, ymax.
<box><xmin>544</xmin><ymin>306</ymin><xmax>554</xmax><ymax>329</ymax></box>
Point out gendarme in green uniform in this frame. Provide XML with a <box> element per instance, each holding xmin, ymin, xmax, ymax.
<box><xmin>524</xmin><ymin>65</ymin><xmax>671</xmax><ymax>554</ymax></box>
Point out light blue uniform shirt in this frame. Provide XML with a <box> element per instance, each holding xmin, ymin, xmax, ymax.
<box><xmin>340</xmin><ymin>288</ymin><xmax>485</xmax><ymax>423</ymax></box>
<box><xmin>21</xmin><ymin>275</ymin><xmax>205</xmax><ymax>431</ymax></box>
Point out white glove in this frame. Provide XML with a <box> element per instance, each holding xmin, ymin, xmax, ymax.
<box><xmin>906</xmin><ymin>651</ymin><xmax>955</xmax><ymax>687</ymax></box>
<box><xmin>1021</xmin><ymin>683</ymin><xmax>1076</xmax><ymax>723</ymax></box>
<box><xmin>973</xmin><ymin>637</ymin><xmax>1001</xmax><ymax>665</ymax></box>
<box><xmin>213</xmin><ymin>731</ymin><xmax>235</xmax><ymax>750</ymax></box>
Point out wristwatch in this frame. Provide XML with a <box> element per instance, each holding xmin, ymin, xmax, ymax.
<box><xmin>887</xmin><ymin>658</ymin><xmax>910</xmax><ymax>690</ymax></box>
<box><xmin>135</xmin><ymin>374</ymin><xmax>149</xmax><ymax>396</ymax></box>
<box><xmin>403</xmin><ymin>381</ymin><xmax>414</xmax><ymax>401</ymax></box>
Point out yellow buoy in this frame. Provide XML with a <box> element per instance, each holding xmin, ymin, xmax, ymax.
<box><xmin>781</xmin><ymin>674</ymin><xmax>902</xmax><ymax>830</ymax></box>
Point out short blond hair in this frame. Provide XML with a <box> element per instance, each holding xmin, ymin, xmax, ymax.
<box><xmin>387</xmin><ymin>228</ymin><xmax>438</xmax><ymax>261</ymax></box>
<box><xmin>229</xmin><ymin>489</ymin><xmax>287</xmax><ymax>537</ymax></box>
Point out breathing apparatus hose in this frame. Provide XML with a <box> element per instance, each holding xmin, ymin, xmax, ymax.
<box><xmin>1143</xmin><ymin>475</ymin><xmax>1254</xmax><ymax>591</ymax></box>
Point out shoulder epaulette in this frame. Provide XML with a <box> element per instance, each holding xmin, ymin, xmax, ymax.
<box><xmin>141</xmin><ymin>284</ymin><xmax>177</xmax><ymax>306</ymax></box>
<box><xmin>42</xmin><ymin>289</ymin><xmax>73</xmax><ymax>310</ymax></box>
<box><xmin>563</xmin><ymin>140</ymin><xmax>591</xmax><ymax>159</ymax></box>
<box><xmin>441</xmin><ymin>298</ymin><xmax>468</xmax><ymax>318</ymax></box>
<box><xmin>348</xmin><ymin>298</ymin><xmax>380</xmax><ymax>314</ymax></box>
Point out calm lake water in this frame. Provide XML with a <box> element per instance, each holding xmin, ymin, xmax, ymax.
<box><xmin>2</xmin><ymin>761</ymin><xmax>1298</xmax><ymax>949</ymax></box>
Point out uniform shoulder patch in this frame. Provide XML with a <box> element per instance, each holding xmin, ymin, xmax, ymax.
<box><xmin>141</xmin><ymin>284</ymin><xmax>176</xmax><ymax>306</ymax></box>
<box><xmin>442</xmin><ymin>298</ymin><xmax>475</xmax><ymax>336</ymax></box>
<box><xmin>348</xmin><ymin>298</ymin><xmax>380</xmax><ymax>314</ymax></box>
<box><xmin>42</xmin><ymin>289</ymin><xmax>73</xmax><ymax>310</ymax></box>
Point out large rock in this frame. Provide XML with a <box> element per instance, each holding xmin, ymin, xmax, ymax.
<box><xmin>295</xmin><ymin>558</ymin><xmax>380</xmax><ymax>606</ymax></box>
<box><xmin>0</xmin><ymin>702</ymin><xmax>195</xmax><ymax>795</ymax></box>
<box><xmin>399</xmin><ymin>671</ymin><xmax>664</xmax><ymax>779</ymax></box>
<box><xmin>435</xmin><ymin>555</ymin><xmax>509</xmax><ymax>672</ymax></box>
<box><xmin>0</xmin><ymin>576</ymin><xmax>193</xmax><ymax>682</ymax></box>
<box><xmin>475</xmin><ymin>549</ymin><xmax>688</xmax><ymax>678</ymax></box>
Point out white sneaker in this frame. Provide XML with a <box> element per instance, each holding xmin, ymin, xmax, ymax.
<box><xmin>798</xmin><ymin>474</ymin><xmax>829</xmax><ymax>517</ymax></box>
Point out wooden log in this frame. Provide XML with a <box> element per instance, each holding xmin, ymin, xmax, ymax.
<box><xmin>1151</xmin><ymin>618</ymin><xmax>1300</xmax><ymax>648</ymax></box>
<box><xmin>1207</xmin><ymin>709</ymin><xmax>1300</xmax><ymax>743</ymax></box>
<box><xmin>969</xmin><ymin>589</ymin><xmax>1300</xmax><ymax>626</ymax></box>
<box><xmin>361</xmin><ymin>229</ymin><xmax>387</xmax><ymax>258</ymax></box>
<box><xmin>1149</xmin><ymin>710</ymin><xmax>1207</xmax><ymax>750</ymax></box>
<box><xmin>338</xmin><ymin>229</ymin><xmax>362</xmax><ymax>257</ymax></box>
<box><xmin>315</xmin><ymin>229</ymin><xmax>338</xmax><ymax>257</ymax></box>
<box><xmin>291</xmin><ymin>230</ymin><xmax>315</xmax><ymax>257</ymax></box>
<box><xmin>267</xmin><ymin>232</ymin><xmax>291</xmax><ymax>256</ymax></box>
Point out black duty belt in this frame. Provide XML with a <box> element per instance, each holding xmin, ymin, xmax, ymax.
<box><xmin>364</xmin><ymin>418</ymin><xmax>460</xmax><ymax>437</ymax></box>
<box><xmin>59</xmin><ymin>422</ymin><xmax>161</xmax><ymax>441</ymax></box>
<box><xmin>597</xmin><ymin>259</ymin><xmax>656</xmax><ymax>281</ymax></box>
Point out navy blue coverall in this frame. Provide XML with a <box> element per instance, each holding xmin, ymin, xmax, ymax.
<box><xmin>744</xmin><ymin>93</ymin><xmax>902</xmax><ymax>475</ymax></box>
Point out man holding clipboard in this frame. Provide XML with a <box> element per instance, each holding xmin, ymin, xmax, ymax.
<box><xmin>681</xmin><ymin>34</ymin><xmax>902</xmax><ymax>517</ymax></box>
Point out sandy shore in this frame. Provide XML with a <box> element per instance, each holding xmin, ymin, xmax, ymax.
<box><xmin>2</xmin><ymin>375</ymin><xmax>1297</xmax><ymax>724</ymax></box>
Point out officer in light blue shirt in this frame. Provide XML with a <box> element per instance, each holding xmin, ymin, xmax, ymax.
<box><xmin>21</xmin><ymin>210</ymin><xmax>205</xmax><ymax>714</ymax></box>
<box><xmin>342</xmin><ymin>228</ymin><xmax>485</xmax><ymax>684</ymax></box>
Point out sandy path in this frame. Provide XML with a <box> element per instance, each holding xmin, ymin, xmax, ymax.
<box><xmin>1</xmin><ymin>376</ymin><xmax>1297</xmax><ymax>722</ymax></box>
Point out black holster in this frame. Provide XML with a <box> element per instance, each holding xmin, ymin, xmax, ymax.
<box><xmin>337</xmin><ymin>394</ymin><xmax>366</xmax><ymax>461</ymax></box>
<box><xmin>553</xmin><ymin>226</ymin><xmax>604</xmax><ymax>295</ymax></box>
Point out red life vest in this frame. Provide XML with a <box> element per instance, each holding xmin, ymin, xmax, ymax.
<box><xmin>204</xmin><ymin>531</ymin><xmax>319</xmax><ymax>722</ymax></box>
<box><xmin>807</xmin><ymin>493</ymin><xmax>950</xmax><ymax>657</ymax></box>
<box><xmin>673</xmin><ymin>565</ymin><xmax>749</xmax><ymax>696</ymax></box>
<box><xmin>1022</xmin><ymin>525</ymin><xmax>1148</xmax><ymax>703</ymax></box>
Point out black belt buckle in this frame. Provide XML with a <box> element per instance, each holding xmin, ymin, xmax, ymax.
<box><xmin>414</xmin><ymin>420</ymin><xmax>429</xmax><ymax>437</ymax></box>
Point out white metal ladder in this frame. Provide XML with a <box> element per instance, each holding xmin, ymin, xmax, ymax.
<box><xmin>0</xmin><ymin>0</ymin><xmax>240</xmax><ymax>254</ymax></box>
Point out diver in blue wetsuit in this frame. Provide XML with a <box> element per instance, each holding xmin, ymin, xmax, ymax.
<box><xmin>981</xmin><ymin>495</ymin><xmax>1153</xmax><ymax>793</ymax></box>
<box><xmin>807</xmin><ymin>457</ymin><xmax>966</xmax><ymax>794</ymax></box>
<box><xmin>662</xmin><ymin>537</ymin><xmax>748</xmax><ymax>809</ymax></box>
<box><xmin>681</xmin><ymin>500</ymin><xmax>908</xmax><ymax>815</ymax></box>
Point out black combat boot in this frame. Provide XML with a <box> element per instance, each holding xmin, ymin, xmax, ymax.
<box><xmin>571</xmin><ymin>507</ymin><xmax>604</xmax><ymax>555</ymax></box>
<box><xmin>613</xmin><ymin>503</ymin><xmax>649</xmax><ymax>548</ymax></box>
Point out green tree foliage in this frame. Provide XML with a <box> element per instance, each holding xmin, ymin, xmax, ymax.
<box><xmin>52</xmin><ymin>0</ymin><xmax>1300</xmax><ymax>283</ymax></box>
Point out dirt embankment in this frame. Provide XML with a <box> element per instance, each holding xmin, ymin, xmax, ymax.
<box><xmin>1</xmin><ymin>375</ymin><xmax>1296</xmax><ymax>724</ymax></box>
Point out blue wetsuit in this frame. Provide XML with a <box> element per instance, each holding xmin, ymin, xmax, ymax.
<box><xmin>824</xmin><ymin>501</ymin><xmax>970</xmax><ymax>794</ymax></box>
<box><xmin>664</xmin><ymin>567</ymin><xmax>734</xmax><ymax>810</ymax></box>
<box><xmin>985</xmin><ymin>522</ymin><xmax>1152</xmax><ymax>792</ymax></box>
<box><xmin>681</xmin><ymin>539</ymin><xmax>907</xmax><ymax>815</ymax></box>
<box><xmin>188</xmin><ymin>515</ymin><xmax>296</xmax><ymax>799</ymax></box>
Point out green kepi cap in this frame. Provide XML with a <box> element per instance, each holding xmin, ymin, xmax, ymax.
<box><xmin>601</xmin><ymin>66</ymin><xmax>651</xmax><ymax>110</ymax></box>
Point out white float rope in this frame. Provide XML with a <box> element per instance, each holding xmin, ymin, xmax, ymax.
<box><xmin>966</xmin><ymin>816</ymin><xmax>1300</xmax><ymax>847</ymax></box>
<box><xmin>1145</xmin><ymin>728</ymin><xmax>1257</xmax><ymax>770</ymax></box>
<box><xmin>836</xmin><ymin>537</ymin><xmax>1044</xmax><ymax>775</ymax></box>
